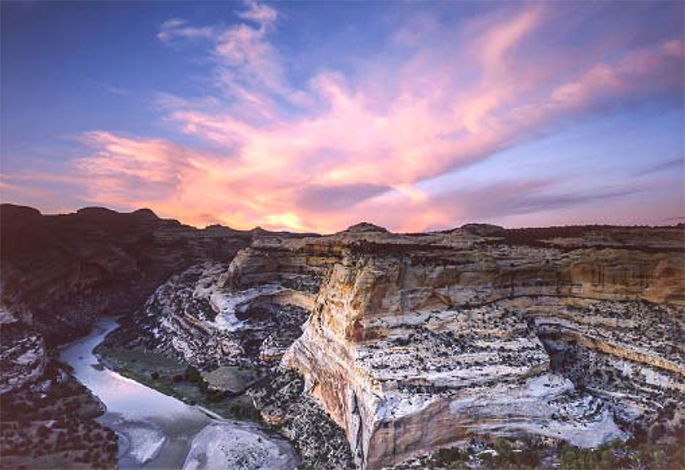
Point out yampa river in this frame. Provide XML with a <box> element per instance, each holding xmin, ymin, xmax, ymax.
<box><xmin>59</xmin><ymin>318</ymin><xmax>298</xmax><ymax>470</ymax></box>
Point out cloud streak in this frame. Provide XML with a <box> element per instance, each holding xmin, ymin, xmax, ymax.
<box><xmin>5</xmin><ymin>1</ymin><xmax>683</xmax><ymax>232</ymax></box>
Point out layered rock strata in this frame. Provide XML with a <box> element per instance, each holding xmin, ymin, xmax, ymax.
<box><xmin>272</xmin><ymin>225</ymin><xmax>684</xmax><ymax>469</ymax></box>
<box><xmin>96</xmin><ymin>221</ymin><xmax>684</xmax><ymax>470</ymax></box>
<box><xmin>104</xmin><ymin>261</ymin><xmax>312</xmax><ymax>369</ymax></box>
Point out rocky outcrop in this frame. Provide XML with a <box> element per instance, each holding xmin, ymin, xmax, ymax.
<box><xmin>0</xmin><ymin>322</ymin><xmax>47</xmax><ymax>395</ymax></box>
<box><xmin>272</xmin><ymin>225</ymin><xmax>684</xmax><ymax>469</ymax></box>
<box><xmin>0</xmin><ymin>338</ymin><xmax>118</xmax><ymax>470</ymax></box>
<box><xmin>250</xmin><ymin>370</ymin><xmax>356</xmax><ymax>469</ymax></box>
<box><xmin>104</xmin><ymin>262</ymin><xmax>312</xmax><ymax>369</ymax></box>
<box><xmin>344</xmin><ymin>223</ymin><xmax>390</xmax><ymax>234</ymax></box>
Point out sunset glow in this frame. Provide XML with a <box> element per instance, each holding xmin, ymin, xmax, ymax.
<box><xmin>1</xmin><ymin>1</ymin><xmax>683</xmax><ymax>232</ymax></box>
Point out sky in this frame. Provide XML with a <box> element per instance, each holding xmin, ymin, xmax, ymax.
<box><xmin>1</xmin><ymin>1</ymin><xmax>683</xmax><ymax>233</ymax></box>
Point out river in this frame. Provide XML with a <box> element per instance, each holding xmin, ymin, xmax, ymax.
<box><xmin>59</xmin><ymin>318</ymin><xmax>298</xmax><ymax>470</ymax></box>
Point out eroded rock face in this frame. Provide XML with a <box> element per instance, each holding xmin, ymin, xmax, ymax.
<box><xmin>105</xmin><ymin>262</ymin><xmax>312</xmax><ymax>368</ymax></box>
<box><xmin>276</xmin><ymin>225</ymin><xmax>684</xmax><ymax>469</ymax></box>
<box><xmin>0</xmin><ymin>322</ymin><xmax>47</xmax><ymax>395</ymax></box>
<box><xmin>249</xmin><ymin>370</ymin><xmax>355</xmax><ymax>469</ymax></box>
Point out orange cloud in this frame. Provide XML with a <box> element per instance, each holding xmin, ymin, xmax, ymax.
<box><xmin>23</xmin><ymin>2</ymin><xmax>684</xmax><ymax>233</ymax></box>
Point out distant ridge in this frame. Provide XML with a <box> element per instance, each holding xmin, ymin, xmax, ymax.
<box><xmin>1</xmin><ymin>203</ymin><xmax>683</xmax><ymax>236</ymax></box>
<box><xmin>341</xmin><ymin>222</ymin><xmax>389</xmax><ymax>234</ymax></box>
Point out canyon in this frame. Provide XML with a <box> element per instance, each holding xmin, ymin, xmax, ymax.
<box><xmin>1</xmin><ymin>204</ymin><xmax>683</xmax><ymax>470</ymax></box>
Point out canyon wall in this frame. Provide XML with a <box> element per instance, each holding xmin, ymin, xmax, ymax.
<box><xmin>0</xmin><ymin>204</ymin><xmax>314</xmax><ymax>470</ymax></box>
<box><xmin>0</xmin><ymin>204</ymin><xmax>312</xmax><ymax>344</ymax></box>
<box><xmin>4</xmin><ymin>205</ymin><xmax>682</xmax><ymax>470</ymax></box>
<box><xmin>73</xmin><ymin>218</ymin><xmax>684</xmax><ymax>470</ymax></box>
<box><xmin>274</xmin><ymin>225</ymin><xmax>684</xmax><ymax>469</ymax></box>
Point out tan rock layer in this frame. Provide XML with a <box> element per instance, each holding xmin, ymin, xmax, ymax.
<box><xmin>277</xmin><ymin>226</ymin><xmax>684</xmax><ymax>469</ymax></box>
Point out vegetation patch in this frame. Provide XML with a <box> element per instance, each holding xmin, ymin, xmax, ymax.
<box><xmin>95</xmin><ymin>346</ymin><xmax>260</xmax><ymax>420</ymax></box>
<box><xmin>388</xmin><ymin>435</ymin><xmax>685</xmax><ymax>470</ymax></box>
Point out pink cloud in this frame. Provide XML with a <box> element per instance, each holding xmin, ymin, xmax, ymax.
<box><xmin>40</xmin><ymin>2</ymin><xmax>685</xmax><ymax>232</ymax></box>
<box><xmin>551</xmin><ymin>40</ymin><xmax>685</xmax><ymax>108</ymax></box>
<box><xmin>237</xmin><ymin>0</ymin><xmax>278</xmax><ymax>28</ymax></box>
<box><xmin>157</xmin><ymin>19</ymin><xmax>215</xmax><ymax>42</ymax></box>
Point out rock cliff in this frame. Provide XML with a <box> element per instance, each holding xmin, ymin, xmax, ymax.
<box><xmin>0</xmin><ymin>204</ymin><xmax>306</xmax><ymax>344</ymax></box>
<box><xmin>235</xmin><ymin>224</ymin><xmax>683</xmax><ymax>470</ymax></box>
<box><xmin>135</xmin><ymin>220</ymin><xmax>683</xmax><ymax>469</ymax></box>
<box><xmin>3</xmin><ymin>206</ymin><xmax>683</xmax><ymax>470</ymax></box>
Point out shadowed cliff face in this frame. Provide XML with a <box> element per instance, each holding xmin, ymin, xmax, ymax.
<box><xmin>0</xmin><ymin>204</ymin><xmax>317</xmax><ymax>470</ymax></box>
<box><xmin>0</xmin><ymin>204</ymin><xmax>314</xmax><ymax>345</ymax></box>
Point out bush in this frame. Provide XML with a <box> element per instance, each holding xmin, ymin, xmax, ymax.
<box><xmin>433</xmin><ymin>447</ymin><xmax>465</xmax><ymax>466</ymax></box>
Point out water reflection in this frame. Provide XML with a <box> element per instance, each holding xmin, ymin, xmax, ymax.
<box><xmin>59</xmin><ymin>318</ymin><xmax>299</xmax><ymax>470</ymax></box>
<box><xmin>61</xmin><ymin>319</ymin><xmax>207</xmax><ymax>420</ymax></box>
<box><xmin>60</xmin><ymin>319</ymin><xmax>209</xmax><ymax>467</ymax></box>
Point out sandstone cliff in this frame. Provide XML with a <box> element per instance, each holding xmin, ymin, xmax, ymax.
<box><xmin>248</xmin><ymin>224</ymin><xmax>682</xmax><ymax>469</ymax></box>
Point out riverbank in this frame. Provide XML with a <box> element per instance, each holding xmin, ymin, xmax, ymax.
<box><xmin>94</xmin><ymin>344</ymin><xmax>260</xmax><ymax>421</ymax></box>
<box><xmin>57</xmin><ymin>318</ymin><xmax>299</xmax><ymax>470</ymax></box>
<box><xmin>0</xmin><ymin>357</ymin><xmax>119</xmax><ymax>470</ymax></box>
